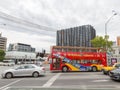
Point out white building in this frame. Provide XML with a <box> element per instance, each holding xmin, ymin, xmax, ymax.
<box><xmin>5</xmin><ymin>51</ymin><xmax>36</xmax><ymax>64</ymax></box>
<box><xmin>8</xmin><ymin>43</ymin><xmax>35</xmax><ymax>52</ymax></box>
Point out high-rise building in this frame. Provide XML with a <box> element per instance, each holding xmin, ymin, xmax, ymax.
<box><xmin>56</xmin><ymin>25</ymin><xmax>96</xmax><ymax>47</ymax></box>
<box><xmin>117</xmin><ymin>36</ymin><xmax>120</xmax><ymax>46</ymax></box>
<box><xmin>0</xmin><ymin>33</ymin><xmax>7</xmax><ymax>51</ymax></box>
<box><xmin>112</xmin><ymin>41</ymin><xmax>116</xmax><ymax>47</ymax></box>
<box><xmin>8</xmin><ymin>43</ymin><xmax>35</xmax><ymax>52</ymax></box>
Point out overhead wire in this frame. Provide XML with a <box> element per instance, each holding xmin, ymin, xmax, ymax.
<box><xmin>0</xmin><ymin>10</ymin><xmax>56</xmax><ymax>32</ymax></box>
<box><xmin>0</xmin><ymin>21</ymin><xmax>55</xmax><ymax>37</ymax></box>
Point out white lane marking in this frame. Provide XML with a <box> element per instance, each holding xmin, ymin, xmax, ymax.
<box><xmin>0</xmin><ymin>79</ymin><xmax>22</xmax><ymax>90</ymax></box>
<box><xmin>92</xmin><ymin>79</ymin><xmax>109</xmax><ymax>82</ymax></box>
<box><xmin>42</xmin><ymin>73</ymin><xmax>61</xmax><ymax>87</ymax></box>
<box><xmin>2</xmin><ymin>87</ymin><xmax>9</xmax><ymax>90</ymax></box>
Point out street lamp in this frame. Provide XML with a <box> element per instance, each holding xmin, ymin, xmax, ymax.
<box><xmin>105</xmin><ymin>11</ymin><xmax>117</xmax><ymax>66</ymax></box>
<box><xmin>105</xmin><ymin>10</ymin><xmax>117</xmax><ymax>51</ymax></box>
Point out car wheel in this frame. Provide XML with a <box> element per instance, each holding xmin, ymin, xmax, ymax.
<box><xmin>62</xmin><ymin>66</ymin><xmax>68</xmax><ymax>72</ymax></box>
<box><xmin>107</xmin><ymin>71</ymin><xmax>110</xmax><ymax>75</ymax></box>
<box><xmin>92</xmin><ymin>66</ymin><xmax>97</xmax><ymax>72</ymax></box>
<box><xmin>32</xmin><ymin>72</ymin><xmax>39</xmax><ymax>77</ymax></box>
<box><xmin>102</xmin><ymin>69</ymin><xmax>106</xmax><ymax>75</ymax></box>
<box><xmin>5</xmin><ymin>72</ymin><xmax>13</xmax><ymax>79</ymax></box>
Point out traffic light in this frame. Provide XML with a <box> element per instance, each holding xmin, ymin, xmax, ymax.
<box><xmin>43</xmin><ymin>50</ymin><xmax>46</xmax><ymax>54</ymax></box>
<box><xmin>36</xmin><ymin>53</ymin><xmax>39</xmax><ymax>58</ymax></box>
<box><xmin>36</xmin><ymin>49</ymin><xmax>46</xmax><ymax>58</ymax></box>
<box><xmin>40</xmin><ymin>53</ymin><xmax>44</xmax><ymax>58</ymax></box>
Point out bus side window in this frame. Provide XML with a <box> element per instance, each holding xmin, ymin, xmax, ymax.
<box><xmin>87</xmin><ymin>61</ymin><xmax>91</xmax><ymax>64</ymax></box>
<box><xmin>98</xmin><ymin>60</ymin><xmax>102</xmax><ymax>64</ymax></box>
<box><xmin>53</xmin><ymin>59</ymin><xmax>56</xmax><ymax>63</ymax></box>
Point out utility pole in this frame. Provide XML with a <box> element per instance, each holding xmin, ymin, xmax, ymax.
<box><xmin>105</xmin><ymin>10</ymin><xmax>117</xmax><ymax>65</ymax></box>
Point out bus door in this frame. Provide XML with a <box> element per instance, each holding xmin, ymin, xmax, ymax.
<box><xmin>52</xmin><ymin>58</ymin><xmax>61</xmax><ymax>70</ymax></box>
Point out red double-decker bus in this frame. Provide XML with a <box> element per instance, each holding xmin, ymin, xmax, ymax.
<box><xmin>48</xmin><ymin>46</ymin><xmax>107</xmax><ymax>72</ymax></box>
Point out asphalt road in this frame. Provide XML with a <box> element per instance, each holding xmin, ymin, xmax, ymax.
<box><xmin>0</xmin><ymin>64</ymin><xmax>120</xmax><ymax>90</ymax></box>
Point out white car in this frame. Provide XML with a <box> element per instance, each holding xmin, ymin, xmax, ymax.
<box><xmin>0</xmin><ymin>60</ymin><xmax>15</xmax><ymax>66</ymax></box>
<box><xmin>1</xmin><ymin>64</ymin><xmax>45</xmax><ymax>79</ymax></box>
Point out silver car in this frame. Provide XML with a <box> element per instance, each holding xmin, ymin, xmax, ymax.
<box><xmin>1</xmin><ymin>64</ymin><xmax>45</xmax><ymax>79</ymax></box>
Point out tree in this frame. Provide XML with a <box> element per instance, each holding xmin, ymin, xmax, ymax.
<box><xmin>91</xmin><ymin>35</ymin><xmax>113</xmax><ymax>52</ymax></box>
<box><xmin>0</xmin><ymin>49</ymin><xmax>5</xmax><ymax>61</ymax></box>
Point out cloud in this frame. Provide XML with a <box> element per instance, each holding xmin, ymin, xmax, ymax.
<box><xmin>0</xmin><ymin>0</ymin><xmax>120</xmax><ymax>52</ymax></box>
<box><xmin>0</xmin><ymin>28</ymin><xmax>55</xmax><ymax>52</ymax></box>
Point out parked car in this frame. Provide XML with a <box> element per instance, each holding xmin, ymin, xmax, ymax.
<box><xmin>109</xmin><ymin>68</ymin><xmax>120</xmax><ymax>81</ymax></box>
<box><xmin>1</xmin><ymin>64</ymin><xmax>45</xmax><ymax>79</ymax></box>
<box><xmin>102</xmin><ymin>62</ymin><xmax>120</xmax><ymax>75</ymax></box>
<box><xmin>0</xmin><ymin>60</ymin><xmax>15</xmax><ymax>66</ymax></box>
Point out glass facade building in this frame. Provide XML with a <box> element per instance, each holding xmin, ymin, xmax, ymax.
<box><xmin>56</xmin><ymin>25</ymin><xmax>96</xmax><ymax>47</ymax></box>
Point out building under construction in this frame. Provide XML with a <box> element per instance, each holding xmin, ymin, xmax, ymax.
<box><xmin>56</xmin><ymin>25</ymin><xmax>96</xmax><ymax>47</ymax></box>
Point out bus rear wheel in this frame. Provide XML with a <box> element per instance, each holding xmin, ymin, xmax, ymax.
<box><xmin>62</xmin><ymin>66</ymin><xmax>68</xmax><ymax>72</ymax></box>
<box><xmin>92</xmin><ymin>66</ymin><xmax>97</xmax><ymax>72</ymax></box>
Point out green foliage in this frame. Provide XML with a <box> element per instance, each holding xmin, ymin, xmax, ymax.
<box><xmin>0</xmin><ymin>49</ymin><xmax>5</xmax><ymax>61</ymax></box>
<box><xmin>91</xmin><ymin>35</ymin><xmax>113</xmax><ymax>52</ymax></box>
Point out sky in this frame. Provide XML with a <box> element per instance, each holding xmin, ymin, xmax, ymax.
<box><xmin>0</xmin><ymin>0</ymin><xmax>120</xmax><ymax>52</ymax></box>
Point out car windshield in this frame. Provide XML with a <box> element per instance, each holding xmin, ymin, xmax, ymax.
<box><xmin>0</xmin><ymin>0</ymin><xmax>120</xmax><ymax>90</ymax></box>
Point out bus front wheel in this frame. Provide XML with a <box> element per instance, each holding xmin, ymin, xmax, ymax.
<box><xmin>62</xmin><ymin>66</ymin><xmax>68</xmax><ymax>72</ymax></box>
<box><xmin>92</xmin><ymin>66</ymin><xmax>97</xmax><ymax>72</ymax></box>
